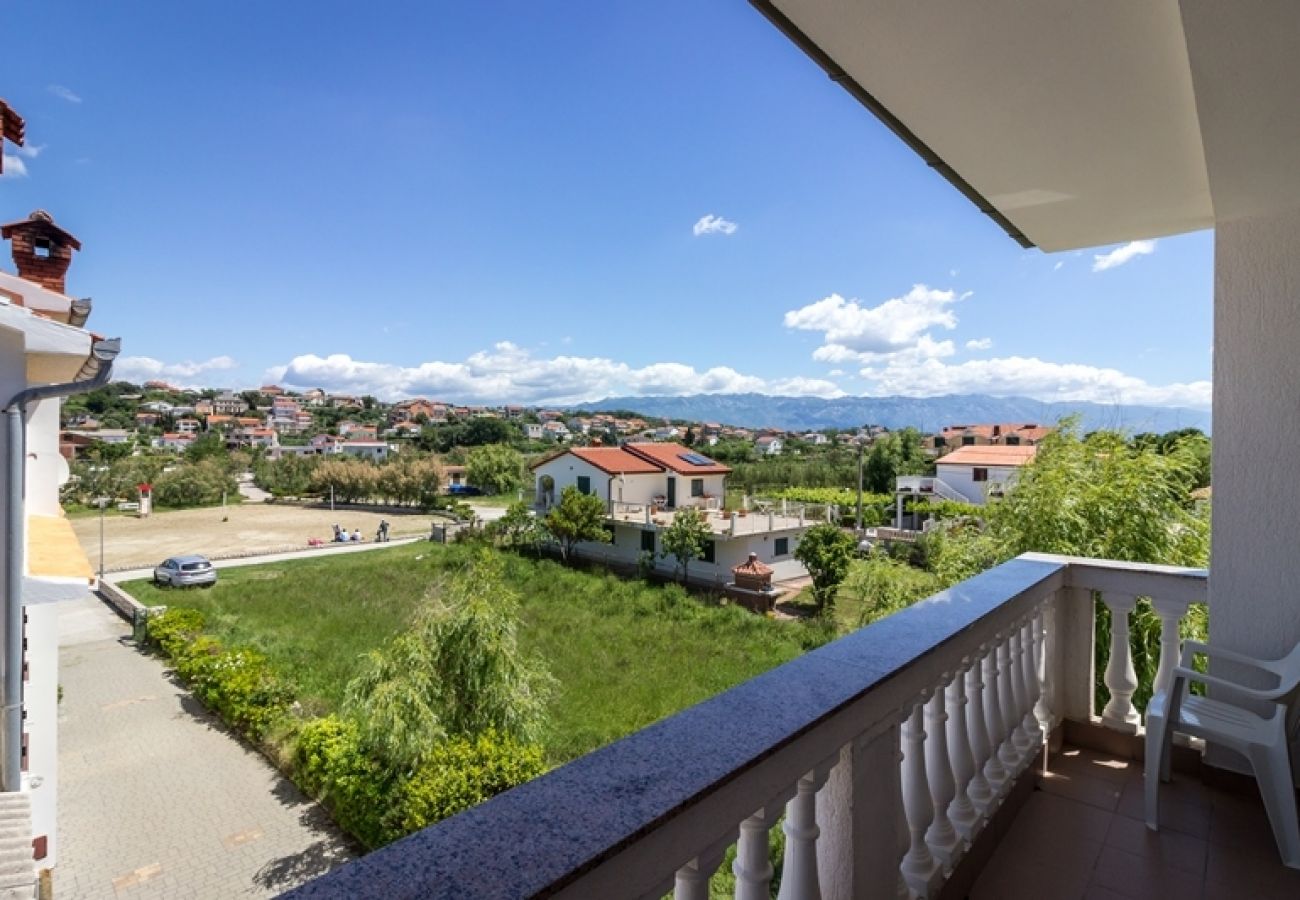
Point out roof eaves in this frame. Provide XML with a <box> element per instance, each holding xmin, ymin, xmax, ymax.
<box><xmin>748</xmin><ymin>0</ymin><xmax>1034</xmax><ymax>249</ymax></box>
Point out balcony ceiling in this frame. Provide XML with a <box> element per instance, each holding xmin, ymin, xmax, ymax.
<box><xmin>757</xmin><ymin>1</ymin><xmax>1300</xmax><ymax>252</ymax></box>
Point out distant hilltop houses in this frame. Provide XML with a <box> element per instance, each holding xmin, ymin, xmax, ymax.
<box><xmin>56</xmin><ymin>379</ymin><xmax>1058</xmax><ymax>465</ymax></box>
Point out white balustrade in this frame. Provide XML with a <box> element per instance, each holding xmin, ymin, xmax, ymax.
<box><xmin>900</xmin><ymin>701</ymin><xmax>939</xmax><ymax>897</ymax></box>
<box><xmin>923</xmin><ymin>681</ymin><xmax>961</xmax><ymax>869</ymax></box>
<box><xmin>995</xmin><ymin>640</ymin><xmax>1022</xmax><ymax>773</ymax></box>
<box><xmin>305</xmin><ymin>555</ymin><xmax>1207</xmax><ymax>900</ymax></box>
<box><xmin>945</xmin><ymin>663</ymin><xmax>980</xmax><ymax>840</ymax></box>
<box><xmin>1100</xmin><ymin>593</ymin><xmax>1141</xmax><ymax>733</ymax></box>
<box><xmin>1007</xmin><ymin>627</ymin><xmax>1032</xmax><ymax>759</ymax></box>
<box><xmin>734</xmin><ymin>804</ymin><xmax>785</xmax><ymax>900</ymax></box>
<box><xmin>981</xmin><ymin>646</ymin><xmax>1010</xmax><ymax>796</ymax></box>
<box><xmin>964</xmin><ymin>657</ymin><xmax>995</xmax><ymax>818</ymax></box>
<box><xmin>777</xmin><ymin>766</ymin><xmax>832</xmax><ymax>900</ymax></box>
<box><xmin>1019</xmin><ymin>615</ymin><xmax>1043</xmax><ymax>749</ymax></box>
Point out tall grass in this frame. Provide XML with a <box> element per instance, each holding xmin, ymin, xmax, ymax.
<box><xmin>123</xmin><ymin>542</ymin><xmax>824</xmax><ymax>764</ymax></box>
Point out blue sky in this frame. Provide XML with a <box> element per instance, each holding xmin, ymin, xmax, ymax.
<box><xmin>1</xmin><ymin>2</ymin><xmax>1212</xmax><ymax>408</ymax></box>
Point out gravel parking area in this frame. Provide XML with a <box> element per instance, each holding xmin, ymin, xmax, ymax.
<box><xmin>72</xmin><ymin>503</ymin><xmax>436</xmax><ymax>571</ymax></box>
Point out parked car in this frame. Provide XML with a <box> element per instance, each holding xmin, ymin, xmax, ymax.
<box><xmin>447</xmin><ymin>484</ymin><xmax>483</xmax><ymax>496</ymax></box>
<box><xmin>153</xmin><ymin>555</ymin><xmax>217</xmax><ymax>588</ymax></box>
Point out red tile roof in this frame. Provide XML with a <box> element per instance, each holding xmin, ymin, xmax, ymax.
<box><xmin>568</xmin><ymin>447</ymin><xmax>663</xmax><ymax>475</ymax></box>
<box><xmin>936</xmin><ymin>445</ymin><xmax>1037</xmax><ymax>467</ymax></box>
<box><xmin>624</xmin><ymin>442</ymin><xmax>731</xmax><ymax>475</ymax></box>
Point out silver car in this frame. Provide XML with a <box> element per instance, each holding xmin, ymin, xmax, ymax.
<box><xmin>153</xmin><ymin>555</ymin><xmax>217</xmax><ymax>588</ymax></box>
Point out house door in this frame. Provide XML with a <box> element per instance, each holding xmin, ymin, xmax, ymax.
<box><xmin>666</xmin><ymin>477</ymin><xmax>677</xmax><ymax>507</ymax></box>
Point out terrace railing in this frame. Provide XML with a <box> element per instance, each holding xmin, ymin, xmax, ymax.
<box><xmin>289</xmin><ymin>553</ymin><xmax>1207</xmax><ymax>900</ymax></box>
<box><xmin>896</xmin><ymin>475</ymin><xmax>967</xmax><ymax>504</ymax></box>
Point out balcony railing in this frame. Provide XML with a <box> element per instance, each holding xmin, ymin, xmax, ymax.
<box><xmin>896</xmin><ymin>475</ymin><xmax>967</xmax><ymax>504</ymax></box>
<box><xmin>288</xmin><ymin>553</ymin><xmax>1207</xmax><ymax>900</ymax></box>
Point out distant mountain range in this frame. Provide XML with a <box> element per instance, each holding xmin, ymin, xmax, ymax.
<box><xmin>579</xmin><ymin>393</ymin><xmax>1211</xmax><ymax>434</ymax></box>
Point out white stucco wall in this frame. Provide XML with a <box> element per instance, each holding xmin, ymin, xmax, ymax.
<box><xmin>1209</xmin><ymin>206</ymin><xmax>1300</xmax><ymax>664</ymax></box>
<box><xmin>571</xmin><ymin>523</ymin><xmax>807</xmax><ymax>587</ymax></box>
<box><xmin>934</xmin><ymin>463</ymin><xmax>1022</xmax><ymax>505</ymax></box>
<box><xmin>534</xmin><ymin>455</ymin><xmax>618</xmax><ymax>506</ymax></box>
<box><xmin>24</xmin><ymin>602</ymin><xmax>59</xmax><ymax>863</ymax></box>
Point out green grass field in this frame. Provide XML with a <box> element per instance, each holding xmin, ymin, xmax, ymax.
<box><xmin>122</xmin><ymin>542</ymin><xmax>825</xmax><ymax>762</ymax></box>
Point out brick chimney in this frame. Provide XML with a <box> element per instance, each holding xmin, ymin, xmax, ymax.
<box><xmin>0</xmin><ymin>210</ymin><xmax>82</xmax><ymax>295</ymax></box>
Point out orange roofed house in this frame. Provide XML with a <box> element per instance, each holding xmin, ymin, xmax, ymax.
<box><xmin>529</xmin><ymin>443</ymin><xmax>814</xmax><ymax>586</ymax></box>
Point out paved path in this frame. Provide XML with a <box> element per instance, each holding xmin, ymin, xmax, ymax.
<box><xmin>55</xmin><ymin>594</ymin><xmax>355</xmax><ymax>898</ymax></box>
<box><xmin>107</xmin><ymin>535</ymin><xmax>424</xmax><ymax>584</ymax></box>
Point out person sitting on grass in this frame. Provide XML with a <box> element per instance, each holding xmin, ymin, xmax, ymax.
<box><xmin>351</xmin><ymin>528</ymin><xmax>362</xmax><ymax>542</ymax></box>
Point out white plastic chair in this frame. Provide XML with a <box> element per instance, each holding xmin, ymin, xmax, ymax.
<box><xmin>1145</xmin><ymin>638</ymin><xmax>1300</xmax><ymax>868</ymax></box>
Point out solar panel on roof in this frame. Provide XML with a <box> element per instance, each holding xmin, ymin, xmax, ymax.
<box><xmin>679</xmin><ymin>452</ymin><xmax>715</xmax><ymax>466</ymax></box>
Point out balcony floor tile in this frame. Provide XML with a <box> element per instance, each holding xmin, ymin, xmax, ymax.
<box><xmin>971</xmin><ymin>744</ymin><xmax>1297</xmax><ymax>900</ymax></box>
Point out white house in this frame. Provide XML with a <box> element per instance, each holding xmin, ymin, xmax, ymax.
<box><xmin>524</xmin><ymin>423</ymin><xmax>544</xmax><ymax>440</ymax></box>
<box><xmin>338</xmin><ymin>440</ymin><xmax>393</xmax><ymax>462</ymax></box>
<box><xmin>529</xmin><ymin>443</ymin><xmax>810</xmax><ymax>586</ymax></box>
<box><xmin>802</xmin><ymin>432</ymin><xmax>829</xmax><ymax>446</ymax></box>
<box><xmin>755</xmin><ymin>435</ymin><xmax>783</xmax><ymax>456</ymax></box>
<box><xmin>933</xmin><ymin>444</ymin><xmax>1037</xmax><ymax>505</ymax></box>
<box><xmin>0</xmin><ymin>207</ymin><xmax>113</xmax><ymax>880</ymax></box>
<box><xmin>153</xmin><ymin>432</ymin><xmax>196</xmax><ymax>452</ymax></box>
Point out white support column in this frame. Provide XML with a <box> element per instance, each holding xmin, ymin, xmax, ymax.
<box><xmin>945</xmin><ymin>662</ymin><xmax>979</xmax><ymax>841</ymax></box>
<box><xmin>1057</xmin><ymin>586</ymin><xmax>1097</xmax><ymax>723</ymax></box>
<box><xmin>1034</xmin><ymin>601</ymin><xmax>1058</xmax><ymax>738</ymax></box>
<box><xmin>734</xmin><ymin>805</ymin><xmax>784</xmax><ymax>900</ymax></box>
<box><xmin>923</xmin><ymin>680</ymin><xmax>961</xmax><ymax>870</ymax></box>
<box><xmin>778</xmin><ymin>766</ymin><xmax>833</xmax><ymax>900</ymax></box>
<box><xmin>1151</xmin><ymin>596</ymin><xmax>1190</xmax><ymax>701</ymax></box>
<box><xmin>995</xmin><ymin>639</ymin><xmax>1021</xmax><ymax>773</ymax></box>
<box><xmin>1019</xmin><ymin>617</ymin><xmax>1043</xmax><ymax>749</ymax></box>
<box><xmin>900</xmin><ymin>701</ymin><xmax>939</xmax><ymax>898</ymax></box>
<box><xmin>1007</xmin><ymin>628</ymin><xmax>1032</xmax><ymax>759</ymax></box>
<box><xmin>675</xmin><ymin>837</ymin><xmax>732</xmax><ymax>900</ymax></box>
<box><xmin>964</xmin><ymin>657</ymin><xmax>994</xmax><ymax>820</ymax></box>
<box><xmin>816</xmin><ymin>727</ymin><xmax>903</xmax><ymax>900</ymax></box>
<box><xmin>981</xmin><ymin>647</ymin><xmax>1009</xmax><ymax>797</ymax></box>
<box><xmin>1100</xmin><ymin>593</ymin><xmax>1141</xmax><ymax>733</ymax></box>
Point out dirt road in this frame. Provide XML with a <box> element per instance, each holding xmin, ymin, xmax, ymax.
<box><xmin>72</xmin><ymin>503</ymin><xmax>436</xmax><ymax>571</ymax></box>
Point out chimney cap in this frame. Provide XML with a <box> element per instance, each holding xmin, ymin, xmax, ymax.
<box><xmin>0</xmin><ymin>209</ymin><xmax>82</xmax><ymax>250</ymax></box>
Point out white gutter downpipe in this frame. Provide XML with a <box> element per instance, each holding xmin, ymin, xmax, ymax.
<box><xmin>1</xmin><ymin>336</ymin><xmax>119</xmax><ymax>791</ymax></box>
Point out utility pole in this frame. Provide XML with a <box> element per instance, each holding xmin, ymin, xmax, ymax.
<box><xmin>856</xmin><ymin>436</ymin><xmax>865</xmax><ymax>534</ymax></box>
<box><xmin>95</xmin><ymin>497</ymin><xmax>109</xmax><ymax>580</ymax></box>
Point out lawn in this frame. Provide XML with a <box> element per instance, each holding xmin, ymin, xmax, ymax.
<box><xmin>122</xmin><ymin>542</ymin><xmax>826</xmax><ymax>762</ymax></box>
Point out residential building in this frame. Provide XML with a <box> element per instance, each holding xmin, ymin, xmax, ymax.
<box><xmin>337</xmin><ymin>440</ymin><xmax>393</xmax><ymax>462</ymax></box>
<box><xmin>755</xmin><ymin>435</ymin><xmax>783</xmax><ymax>456</ymax></box>
<box><xmin>802</xmin><ymin>432</ymin><xmax>829</xmax><ymax>445</ymax></box>
<box><xmin>302</xmin><ymin>7</ymin><xmax>1299</xmax><ymax>897</ymax></box>
<box><xmin>0</xmin><ymin>204</ymin><xmax>114</xmax><ymax>881</ymax></box>
<box><xmin>154</xmin><ymin>432</ymin><xmax>196</xmax><ymax>452</ymax></box>
<box><xmin>212</xmin><ymin>391</ymin><xmax>248</xmax><ymax>415</ymax></box>
<box><xmin>530</xmin><ymin>443</ymin><xmax>810</xmax><ymax>586</ymax></box>
<box><xmin>524</xmin><ymin>423</ymin><xmax>544</xmax><ymax>440</ymax></box>
<box><xmin>174</xmin><ymin>417</ymin><xmax>200</xmax><ymax>435</ymax></box>
<box><xmin>928</xmin><ymin>423</ymin><xmax>1054</xmax><ymax>452</ymax></box>
<box><xmin>193</xmin><ymin>399</ymin><xmax>214</xmax><ymax>416</ymax></box>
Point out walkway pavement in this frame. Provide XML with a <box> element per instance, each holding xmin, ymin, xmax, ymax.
<box><xmin>55</xmin><ymin>594</ymin><xmax>355</xmax><ymax>898</ymax></box>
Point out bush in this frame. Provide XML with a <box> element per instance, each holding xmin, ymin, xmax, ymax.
<box><xmin>148</xmin><ymin>608</ymin><xmax>291</xmax><ymax>741</ymax></box>
<box><xmin>295</xmin><ymin>715</ymin><xmax>393</xmax><ymax>849</ymax></box>
<box><xmin>145</xmin><ymin>607</ymin><xmax>206</xmax><ymax>657</ymax></box>
<box><xmin>384</xmin><ymin>730</ymin><xmax>546</xmax><ymax>839</ymax></box>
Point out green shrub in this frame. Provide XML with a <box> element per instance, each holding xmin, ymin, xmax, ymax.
<box><xmin>148</xmin><ymin>608</ymin><xmax>291</xmax><ymax>742</ymax></box>
<box><xmin>384</xmin><ymin>730</ymin><xmax>546</xmax><ymax>840</ymax></box>
<box><xmin>295</xmin><ymin>715</ymin><xmax>394</xmax><ymax>849</ymax></box>
<box><xmin>145</xmin><ymin>607</ymin><xmax>206</xmax><ymax>657</ymax></box>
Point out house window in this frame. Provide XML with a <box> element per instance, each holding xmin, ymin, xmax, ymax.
<box><xmin>576</xmin><ymin>475</ymin><xmax>591</xmax><ymax>495</ymax></box>
<box><xmin>691</xmin><ymin>478</ymin><xmax>704</xmax><ymax>497</ymax></box>
<box><xmin>973</xmin><ymin>468</ymin><xmax>989</xmax><ymax>482</ymax></box>
<box><xmin>702</xmin><ymin>540</ymin><xmax>715</xmax><ymax>564</ymax></box>
<box><xmin>962</xmin><ymin>435</ymin><xmax>976</xmax><ymax>446</ymax></box>
<box><xmin>1005</xmin><ymin>436</ymin><xmax>1020</xmax><ymax>446</ymax></box>
<box><xmin>934</xmin><ymin>436</ymin><xmax>946</xmax><ymax>448</ymax></box>
<box><xmin>774</xmin><ymin>537</ymin><xmax>789</xmax><ymax>556</ymax></box>
<box><xmin>640</xmin><ymin>530</ymin><xmax>655</xmax><ymax>553</ymax></box>
<box><xmin>33</xmin><ymin>239</ymin><xmax>51</xmax><ymax>259</ymax></box>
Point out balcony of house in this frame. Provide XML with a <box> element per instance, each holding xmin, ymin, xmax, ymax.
<box><xmin>289</xmin><ymin>552</ymin><xmax>1299</xmax><ymax>899</ymax></box>
<box><xmin>896</xmin><ymin>475</ymin><xmax>967</xmax><ymax>504</ymax></box>
<box><xmin>609</xmin><ymin>498</ymin><xmax>822</xmax><ymax>538</ymax></box>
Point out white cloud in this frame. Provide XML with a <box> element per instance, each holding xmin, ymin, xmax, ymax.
<box><xmin>1</xmin><ymin>156</ymin><xmax>27</xmax><ymax>178</ymax></box>
<box><xmin>115</xmin><ymin>355</ymin><xmax>238</xmax><ymax>386</ymax></box>
<box><xmin>965</xmin><ymin>338</ymin><xmax>993</xmax><ymax>351</ymax></box>
<box><xmin>1053</xmin><ymin>260</ymin><xmax>1064</xmax><ymax>271</ymax></box>
<box><xmin>1092</xmin><ymin>240</ymin><xmax>1156</xmax><ymax>272</ymax></box>
<box><xmin>47</xmin><ymin>84</ymin><xmax>81</xmax><ymax>104</ymax></box>
<box><xmin>16</xmin><ymin>144</ymin><xmax>43</xmax><ymax>159</ymax></box>
<box><xmin>693</xmin><ymin>214</ymin><xmax>737</xmax><ymax>237</ymax></box>
<box><xmin>267</xmin><ymin>343</ymin><xmax>845</xmax><ymax>405</ymax></box>
<box><xmin>786</xmin><ymin>284</ymin><xmax>964</xmax><ymax>364</ymax></box>
<box><xmin>857</xmin><ymin>355</ymin><xmax>1210</xmax><ymax>408</ymax></box>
